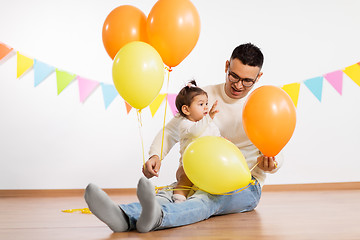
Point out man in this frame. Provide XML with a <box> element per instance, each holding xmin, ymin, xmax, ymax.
<box><xmin>85</xmin><ymin>43</ymin><xmax>282</xmax><ymax>233</ymax></box>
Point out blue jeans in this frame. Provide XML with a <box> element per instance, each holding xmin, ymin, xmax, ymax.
<box><xmin>119</xmin><ymin>178</ymin><xmax>261</xmax><ymax>231</ymax></box>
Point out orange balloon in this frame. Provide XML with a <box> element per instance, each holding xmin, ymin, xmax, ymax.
<box><xmin>147</xmin><ymin>0</ymin><xmax>200</xmax><ymax>67</ymax></box>
<box><xmin>242</xmin><ymin>86</ymin><xmax>296</xmax><ymax>157</ymax></box>
<box><xmin>102</xmin><ymin>5</ymin><xmax>148</xmax><ymax>60</ymax></box>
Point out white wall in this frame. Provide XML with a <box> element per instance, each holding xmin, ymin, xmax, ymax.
<box><xmin>1</xmin><ymin>0</ymin><xmax>359</xmax><ymax>189</ymax></box>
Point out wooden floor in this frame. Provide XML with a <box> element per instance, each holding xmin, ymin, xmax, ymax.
<box><xmin>1</xmin><ymin>185</ymin><xmax>360</xmax><ymax>240</ymax></box>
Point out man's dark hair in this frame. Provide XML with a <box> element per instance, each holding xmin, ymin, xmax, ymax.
<box><xmin>230</xmin><ymin>43</ymin><xmax>264</xmax><ymax>69</ymax></box>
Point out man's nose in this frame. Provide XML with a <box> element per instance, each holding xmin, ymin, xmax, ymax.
<box><xmin>234</xmin><ymin>80</ymin><xmax>244</xmax><ymax>89</ymax></box>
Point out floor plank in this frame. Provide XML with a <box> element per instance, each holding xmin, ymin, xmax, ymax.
<box><xmin>1</xmin><ymin>189</ymin><xmax>360</xmax><ymax>240</ymax></box>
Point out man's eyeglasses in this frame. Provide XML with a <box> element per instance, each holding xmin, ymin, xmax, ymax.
<box><xmin>227</xmin><ymin>70</ymin><xmax>258</xmax><ymax>88</ymax></box>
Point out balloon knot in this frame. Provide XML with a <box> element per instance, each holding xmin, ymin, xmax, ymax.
<box><xmin>165</xmin><ymin>66</ymin><xmax>172</xmax><ymax>72</ymax></box>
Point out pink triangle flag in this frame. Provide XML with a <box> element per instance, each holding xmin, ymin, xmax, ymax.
<box><xmin>77</xmin><ymin>76</ymin><xmax>99</xmax><ymax>103</ymax></box>
<box><xmin>167</xmin><ymin>94</ymin><xmax>178</xmax><ymax>116</ymax></box>
<box><xmin>323</xmin><ymin>70</ymin><xmax>343</xmax><ymax>95</ymax></box>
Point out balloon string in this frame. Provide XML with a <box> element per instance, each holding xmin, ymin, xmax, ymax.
<box><xmin>160</xmin><ymin>67</ymin><xmax>171</xmax><ymax>161</ymax></box>
<box><xmin>137</xmin><ymin>110</ymin><xmax>146</xmax><ymax>168</ymax></box>
<box><xmin>219</xmin><ymin>180</ymin><xmax>256</xmax><ymax>195</ymax></box>
<box><xmin>62</xmin><ymin>208</ymin><xmax>92</xmax><ymax>214</ymax></box>
<box><xmin>250</xmin><ymin>162</ymin><xmax>259</xmax><ymax>172</ymax></box>
<box><xmin>250</xmin><ymin>158</ymin><xmax>278</xmax><ymax>172</ymax></box>
<box><xmin>155</xmin><ymin>180</ymin><xmax>256</xmax><ymax>196</ymax></box>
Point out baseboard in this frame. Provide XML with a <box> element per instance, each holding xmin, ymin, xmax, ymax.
<box><xmin>0</xmin><ymin>188</ymin><xmax>136</xmax><ymax>197</ymax></box>
<box><xmin>262</xmin><ymin>182</ymin><xmax>360</xmax><ymax>191</ymax></box>
<box><xmin>1</xmin><ymin>182</ymin><xmax>359</xmax><ymax>197</ymax></box>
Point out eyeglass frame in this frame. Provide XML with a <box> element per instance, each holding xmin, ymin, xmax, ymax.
<box><xmin>227</xmin><ymin>69</ymin><xmax>259</xmax><ymax>88</ymax></box>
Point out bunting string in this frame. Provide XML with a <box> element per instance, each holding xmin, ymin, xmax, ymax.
<box><xmin>0</xmin><ymin>42</ymin><xmax>359</xmax><ymax>117</ymax></box>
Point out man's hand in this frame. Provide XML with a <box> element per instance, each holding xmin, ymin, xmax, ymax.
<box><xmin>142</xmin><ymin>155</ymin><xmax>161</xmax><ymax>178</ymax></box>
<box><xmin>257</xmin><ymin>155</ymin><xmax>278</xmax><ymax>172</ymax></box>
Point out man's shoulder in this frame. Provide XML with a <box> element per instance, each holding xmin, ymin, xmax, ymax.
<box><xmin>203</xmin><ymin>83</ymin><xmax>223</xmax><ymax>94</ymax></box>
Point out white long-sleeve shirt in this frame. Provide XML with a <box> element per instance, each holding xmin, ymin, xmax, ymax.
<box><xmin>178</xmin><ymin>114</ymin><xmax>221</xmax><ymax>166</ymax></box>
<box><xmin>149</xmin><ymin>83</ymin><xmax>283</xmax><ymax>186</ymax></box>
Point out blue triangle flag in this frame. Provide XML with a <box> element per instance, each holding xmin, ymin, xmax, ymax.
<box><xmin>303</xmin><ymin>76</ymin><xmax>323</xmax><ymax>102</ymax></box>
<box><xmin>34</xmin><ymin>59</ymin><xmax>55</xmax><ymax>87</ymax></box>
<box><xmin>101</xmin><ymin>83</ymin><xmax>118</xmax><ymax>109</ymax></box>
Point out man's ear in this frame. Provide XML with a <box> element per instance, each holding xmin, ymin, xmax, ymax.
<box><xmin>225</xmin><ymin>60</ymin><xmax>230</xmax><ymax>73</ymax></box>
<box><xmin>181</xmin><ymin>105</ymin><xmax>190</xmax><ymax>116</ymax></box>
<box><xmin>255</xmin><ymin>72</ymin><xmax>263</xmax><ymax>83</ymax></box>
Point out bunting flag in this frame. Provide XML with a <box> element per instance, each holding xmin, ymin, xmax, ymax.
<box><xmin>343</xmin><ymin>63</ymin><xmax>360</xmax><ymax>87</ymax></box>
<box><xmin>77</xmin><ymin>76</ymin><xmax>99</xmax><ymax>103</ymax></box>
<box><xmin>167</xmin><ymin>94</ymin><xmax>178</xmax><ymax>116</ymax></box>
<box><xmin>125</xmin><ymin>102</ymin><xmax>132</xmax><ymax>114</ymax></box>
<box><xmin>303</xmin><ymin>76</ymin><xmax>324</xmax><ymax>102</ymax></box>
<box><xmin>56</xmin><ymin>69</ymin><xmax>76</xmax><ymax>95</ymax></box>
<box><xmin>281</xmin><ymin>83</ymin><xmax>301</xmax><ymax>108</ymax></box>
<box><xmin>34</xmin><ymin>59</ymin><xmax>55</xmax><ymax>87</ymax></box>
<box><xmin>323</xmin><ymin>70</ymin><xmax>343</xmax><ymax>95</ymax></box>
<box><xmin>149</xmin><ymin>94</ymin><xmax>167</xmax><ymax>117</ymax></box>
<box><xmin>17</xmin><ymin>51</ymin><xmax>34</xmax><ymax>78</ymax></box>
<box><xmin>0</xmin><ymin>43</ymin><xmax>13</xmax><ymax>61</ymax></box>
<box><xmin>100</xmin><ymin>83</ymin><xmax>118</xmax><ymax>109</ymax></box>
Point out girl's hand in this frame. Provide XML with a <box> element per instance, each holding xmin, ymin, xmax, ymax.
<box><xmin>209</xmin><ymin>100</ymin><xmax>219</xmax><ymax>119</ymax></box>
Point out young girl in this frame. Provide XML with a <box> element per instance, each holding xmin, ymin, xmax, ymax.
<box><xmin>172</xmin><ymin>80</ymin><xmax>221</xmax><ymax>203</ymax></box>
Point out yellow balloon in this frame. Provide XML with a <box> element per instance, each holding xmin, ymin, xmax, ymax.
<box><xmin>183</xmin><ymin>136</ymin><xmax>251</xmax><ymax>195</ymax></box>
<box><xmin>112</xmin><ymin>41</ymin><xmax>164</xmax><ymax>110</ymax></box>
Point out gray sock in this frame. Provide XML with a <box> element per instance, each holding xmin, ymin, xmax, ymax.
<box><xmin>84</xmin><ymin>183</ymin><xmax>128</xmax><ymax>232</ymax></box>
<box><xmin>136</xmin><ymin>177</ymin><xmax>163</xmax><ymax>233</ymax></box>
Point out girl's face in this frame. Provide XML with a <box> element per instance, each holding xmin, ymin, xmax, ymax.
<box><xmin>183</xmin><ymin>94</ymin><xmax>209</xmax><ymax>122</ymax></box>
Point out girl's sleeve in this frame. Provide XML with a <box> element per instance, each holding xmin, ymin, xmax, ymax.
<box><xmin>180</xmin><ymin>115</ymin><xmax>213</xmax><ymax>138</ymax></box>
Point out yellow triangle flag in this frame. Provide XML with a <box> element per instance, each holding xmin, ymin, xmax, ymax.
<box><xmin>17</xmin><ymin>51</ymin><xmax>34</xmax><ymax>78</ymax></box>
<box><xmin>343</xmin><ymin>63</ymin><xmax>360</xmax><ymax>87</ymax></box>
<box><xmin>281</xmin><ymin>83</ymin><xmax>300</xmax><ymax>108</ymax></box>
<box><xmin>149</xmin><ymin>94</ymin><xmax>167</xmax><ymax>117</ymax></box>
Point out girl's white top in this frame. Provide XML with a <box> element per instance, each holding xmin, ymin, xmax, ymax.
<box><xmin>177</xmin><ymin>114</ymin><xmax>221</xmax><ymax>166</ymax></box>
